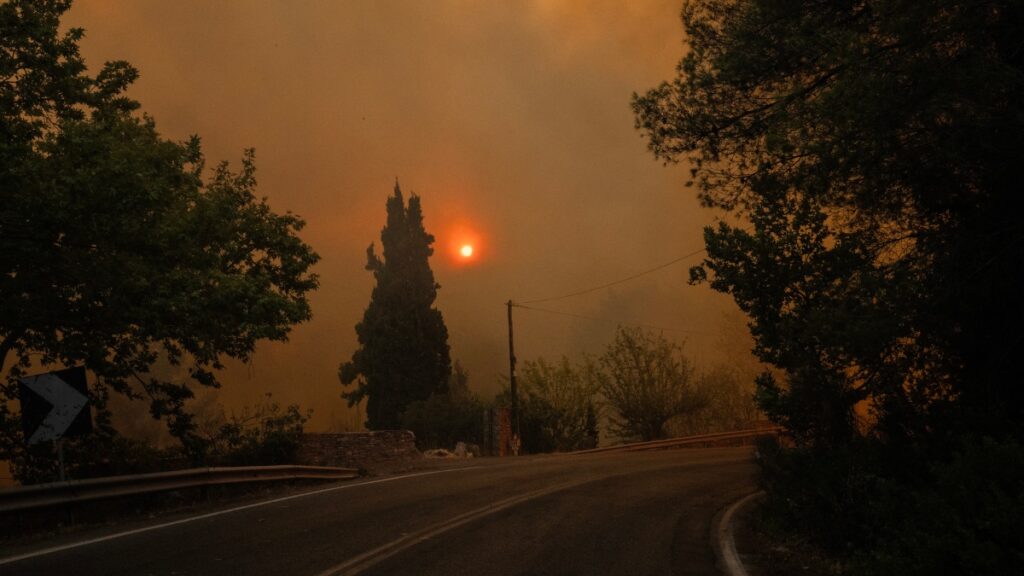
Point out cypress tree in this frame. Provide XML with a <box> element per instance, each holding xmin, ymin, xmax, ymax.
<box><xmin>339</xmin><ymin>182</ymin><xmax>452</xmax><ymax>429</ymax></box>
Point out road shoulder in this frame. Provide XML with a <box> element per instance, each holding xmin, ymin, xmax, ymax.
<box><xmin>716</xmin><ymin>490</ymin><xmax>846</xmax><ymax>576</ymax></box>
<box><xmin>713</xmin><ymin>491</ymin><xmax>765</xmax><ymax>576</ymax></box>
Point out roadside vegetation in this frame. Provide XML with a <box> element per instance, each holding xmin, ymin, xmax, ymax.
<box><xmin>634</xmin><ymin>1</ymin><xmax>1024</xmax><ymax>573</ymax></box>
<box><xmin>597</xmin><ymin>327</ymin><xmax>700</xmax><ymax>442</ymax></box>
<box><xmin>7</xmin><ymin>10</ymin><xmax>1013</xmax><ymax>574</ymax></box>
<box><xmin>12</xmin><ymin>394</ymin><xmax>311</xmax><ymax>484</ymax></box>
<box><xmin>490</xmin><ymin>326</ymin><xmax>761</xmax><ymax>453</ymax></box>
<box><xmin>401</xmin><ymin>362</ymin><xmax>485</xmax><ymax>451</ymax></box>
<box><xmin>0</xmin><ymin>1</ymin><xmax>319</xmax><ymax>476</ymax></box>
<box><xmin>0</xmin><ymin>1</ymin><xmax>766</xmax><ymax>482</ymax></box>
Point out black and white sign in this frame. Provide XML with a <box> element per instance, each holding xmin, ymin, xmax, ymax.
<box><xmin>19</xmin><ymin>367</ymin><xmax>92</xmax><ymax>445</ymax></box>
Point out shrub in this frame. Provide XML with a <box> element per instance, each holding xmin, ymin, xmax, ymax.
<box><xmin>11</xmin><ymin>432</ymin><xmax>175</xmax><ymax>484</ymax></box>
<box><xmin>211</xmin><ymin>398</ymin><xmax>311</xmax><ymax>466</ymax></box>
<box><xmin>852</xmin><ymin>437</ymin><xmax>1024</xmax><ymax>576</ymax></box>
<box><xmin>757</xmin><ymin>435</ymin><xmax>1024</xmax><ymax>576</ymax></box>
<box><xmin>401</xmin><ymin>393</ymin><xmax>484</xmax><ymax>450</ymax></box>
<box><xmin>517</xmin><ymin>357</ymin><xmax>601</xmax><ymax>451</ymax></box>
<box><xmin>757</xmin><ymin>436</ymin><xmax>893</xmax><ymax>556</ymax></box>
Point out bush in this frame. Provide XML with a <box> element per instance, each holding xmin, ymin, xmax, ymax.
<box><xmin>852</xmin><ymin>437</ymin><xmax>1024</xmax><ymax>576</ymax></box>
<box><xmin>672</xmin><ymin>364</ymin><xmax>760</xmax><ymax>436</ymax></box>
<box><xmin>516</xmin><ymin>393</ymin><xmax>560</xmax><ymax>454</ymax></box>
<box><xmin>491</xmin><ymin>386</ymin><xmax>599</xmax><ymax>454</ymax></box>
<box><xmin>757</xmin><ymin>435</ymin><xmax>1024</xmax><ymax>576</ymax></box>
<box><xmin>11</xmin><ymin>432</ymin><xmax>176</xmax><ymax>484</ymax></box>
<box><xmin>757</xmin><ymin>436</ymin><xmax>893</xmax><ymax>556</ymax></box>
<box><xmin>6</xmin><ymin>394</ymin><xmax>312</xmax><ymax>484</ymax></box>
<box><xmin>210</xmin><ymin>398</ymin><xmax>311</xmax><ymax>466</ymax></box>
<box><xmin>401</xmin><ymin>393</ymin><xmax>484</xmax><ymax>450</ymax></box>
<box><xmin>517</xmin><ymin>357</ymin><xmax>601</xmax><ymax>452</ymax></box>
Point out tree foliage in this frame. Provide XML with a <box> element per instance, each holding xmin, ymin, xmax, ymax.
<box><xmin>635</xmin><ymin>0</ymin><xmax>1024</xmax><ymax>444</ymax></box>
<box><xmin>339</xmin><ymin>183</ymin><xmax>451</xmax><ymax>429</ymax></box>
<box><xmin>0</xmin><ymin>0</ymin><xmax>319</xmax><ymax>458</ymax></box>
<box><xmin>597</xmin><ymin>327</ymin><xmax>700</xmax><ymax>441</ymax></box>
<box><xmin>518</xmin><ymin>356</ymin><xmax>601</xmax><ymax>451</ymax></box>
<box><xmin>672</xmin><ymin>364</ymin><xmax>761</xmax><ymax>436</ymax></box>
<box><xmin>634</xmin><ymin>0</ymin><xmax>1024</xmax><ymax>569</ymax></box>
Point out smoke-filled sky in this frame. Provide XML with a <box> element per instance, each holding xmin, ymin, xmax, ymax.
<box><xmin>66</xmin><ymin>0</ymin><xmax>753</xmax><ymax>431</ymax></box>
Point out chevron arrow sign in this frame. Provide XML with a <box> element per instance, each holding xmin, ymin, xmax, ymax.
<box><xmin>19</xmin><ymin>367</ymin><xmax>92</xmax><ymax>445</ymax></box>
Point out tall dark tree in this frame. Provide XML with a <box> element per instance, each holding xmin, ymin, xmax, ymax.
<box><xmin>0</xmin><ymin>0</ymin><xmax>319</xmax><ymax>462</ymax></box>
<box><xmin>634</xmin><ymin>0</ymin><xmax>1024</xmax><ymax>446</ymax></box>
<box><xmin>339</xmin><ymin>183</ymin><xmax>451</xmax><ymax>429</ymax></box>
<box><xmin>634</xmin><ymin>1</ymin><xmax>1024</xmax><ymax>571</ymax></box>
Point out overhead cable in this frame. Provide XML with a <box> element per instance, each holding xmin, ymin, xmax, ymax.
<box><xmin>510</xmin><ymin>303</ymin><xmax>711</xmax><ymax>336</ymax></box>
<box><xmin>518</xmin><ymin>246</ymin><xmax>708</xmax><ymax>305</ymax></box>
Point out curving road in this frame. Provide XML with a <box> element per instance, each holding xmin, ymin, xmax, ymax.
<box><xmin>0</xmin><ymin>447</ymin><xmax>756</xmax><ymax>575</ymax></box>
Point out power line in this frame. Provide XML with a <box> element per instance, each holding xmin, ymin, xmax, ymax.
<box><xmin>518</xmin><ymin>246</ymin><xmax>708</xmax><ymax>305</ymax></box>
<box><xmin>511</xmin><ymin>303</ymin><xmax>711</xmax><ymax>336</ymax></box>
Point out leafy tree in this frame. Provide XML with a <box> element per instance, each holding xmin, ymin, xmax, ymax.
<box><xmin>0</xmin><ymin>0</ymin><xmax>319</xmax><ymax>462</ymax></box>
<box><xmin>518</xmin><ymin>356</ymin><xmax>601</xmax><ymax>451</ymax></box>
<box><xmin>634</xmin><ymin>0</ymin><xmax>1024</xmax><ymax>445</ymax></box>
<box><xmin>597</xmin><ymin>327</ymin><xmax>700</xmax><ymax>441</ymax></box>
<box><xmin>339</xmin><ymin>183</ymin><xmax>452</xmax><ymax>429</ymax></box>
<box><xmin>695</xmin><ymin>195</ymin><xmax>875</xmax><ymax>446</ymax></box>
<box><xmin>634</xmin><ymin>1</ymin><xmax>1024</xmax><ymax>568</ymax></box>
<box><xmin>672</xmin><ymin>364</ymin><xmax>761</xmax><ymax>436</ymax></box>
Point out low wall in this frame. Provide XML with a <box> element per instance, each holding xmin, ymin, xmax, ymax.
<box><xmin>296</xmin><ymin>431</ymin><xmax>420</xmax><ymax>469</ymax></box>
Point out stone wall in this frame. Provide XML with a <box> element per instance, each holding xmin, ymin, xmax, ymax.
<box><xmin>296</xmin><ymin>431</ymin><xmax>420</xmax><ymax>469</ymax></box>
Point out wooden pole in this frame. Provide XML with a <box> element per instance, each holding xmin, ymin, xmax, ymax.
<box><xmin>506</xmin><ymin>300</ymin><xmax>520</xmax><ymax>455</ymax></box>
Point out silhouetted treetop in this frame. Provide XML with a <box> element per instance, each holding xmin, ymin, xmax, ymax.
<box><xmin>339</xmin><ymin>182</ymin><xmax>451</xmax><ymax>430</ymax></box>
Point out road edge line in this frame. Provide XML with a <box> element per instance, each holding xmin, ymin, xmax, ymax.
<box><xmin>712</xmin><ymin>490</ymin><xmax>763</xmax><ymax>576</ymax></box>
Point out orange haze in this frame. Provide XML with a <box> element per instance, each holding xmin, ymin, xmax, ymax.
<box><xmin>64</xmin><ymin>0</ymin><xmax>756</xmax><ymax>432</ymax></box>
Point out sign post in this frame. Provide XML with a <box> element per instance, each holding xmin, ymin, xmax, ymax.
<box><xmin>56</xmin><ymin>438</ymin><xmax>66</xmax><ymax>482</ymax></box>
<box><xmin>19</xmin><ymin>367</ymin><xmax>92</xmax><ymax>481</ymax></box>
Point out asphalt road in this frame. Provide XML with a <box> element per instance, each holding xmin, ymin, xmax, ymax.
<box><xmin>0</xmin><ymin>447</ymin><xmax>757</xmax><ymax>575</ymax></box>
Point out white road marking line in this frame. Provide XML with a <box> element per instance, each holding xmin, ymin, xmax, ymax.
<box><xmin>316</xmin><ymin>479</ymin><xmax>590</xmax><ymax>576</ymax></box>
<box><xmin>716</xmin><ymin>491</ymin><xmax>763</xmax><ymax>576</ymax></box>
<box><xmin>0</xmin><ymin>467</ymin><xmax>475</xmax><ymax>566</ymax></box>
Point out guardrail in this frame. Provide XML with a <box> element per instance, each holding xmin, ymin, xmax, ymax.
<box><xmin>0</xmin><ymin>464</ymin><xmax>359</xmax><ymax>514</ymax></box>
<box><xmin>574</xmin><ymin>427</ymin><xmax>783</xmax><ymax>455</ymax></box>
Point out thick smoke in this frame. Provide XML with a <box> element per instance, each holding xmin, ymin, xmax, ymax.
<box><xmin>66</xmin><ymin>0</ymin><xmax>754</xmax><ymax>430</ymax></box>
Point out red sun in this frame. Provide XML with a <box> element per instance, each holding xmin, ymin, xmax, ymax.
<box><xmin>446</xmin><ymin>230</ymin><xmax>481</xmax><ymax>264</ymax></box>
<box><xmin>446</xmin><ymin>226</ymin><xmax>483</xmax><ymax>265</ymax></box>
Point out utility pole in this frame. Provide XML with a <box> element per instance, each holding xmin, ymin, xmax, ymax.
<box><xmin>506</xmin><ymin>300</ymin><xmax>520</xmax><ymax>455</ymax></box>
